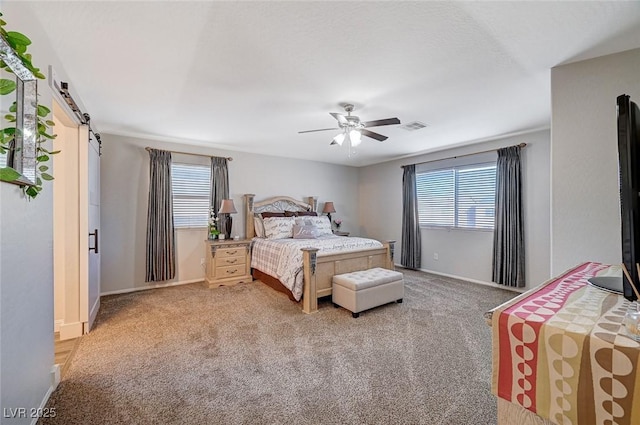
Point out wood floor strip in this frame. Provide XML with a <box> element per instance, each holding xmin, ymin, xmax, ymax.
<box><xmin>54</xmin><ymin>332</ymin><xmax>81</xmax><ymax>379</ymax></box>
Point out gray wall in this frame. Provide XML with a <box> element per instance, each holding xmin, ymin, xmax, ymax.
<box><xmin>100</xmin><ymin>134</ymin><xmax>360</xmax><ymax>294</ymax></box>
<box><xmin>1</xmin><ymin>185</ymin><xmax>55</xmax><ymax>424</ymax></box>
<box><xmin>551</xmin><ymin>48</ymin><xmax>640</xmax><ymax>275</ymax></box>
<box><xmin>359</xmin><ymin>129</ymin><xmax>551</xmax><ymax>289</ymax></box>
<box><xmin>0</xmin><ymin>3</ymin><xmax>73</xmax><ymax>422</ymax></box>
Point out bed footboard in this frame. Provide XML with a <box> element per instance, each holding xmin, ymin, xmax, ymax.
<box><xmin>301</xmin><ymin>240</ymin><xmax>395</xmax><ymax>314</ymax></box>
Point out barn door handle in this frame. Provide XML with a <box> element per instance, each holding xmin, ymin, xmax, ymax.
<box><xmin>89</xmin><ymin>229</ymin><xmax>99</xmax><ymax>253</ymax></box>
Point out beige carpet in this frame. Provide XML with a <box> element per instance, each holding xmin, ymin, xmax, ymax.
<box><xmin>40</xmin><ymin>269</ymin><xmax>516</xmax><ymax>425</ymax></box>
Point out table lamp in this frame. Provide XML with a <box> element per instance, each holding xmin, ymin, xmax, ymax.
<box><xmin>323</xmin><ymin>201</ymin><xmax>336</xmax><ymax>224</ymax></box>
<box><xmin>218</xmin><ymin>199</ymin><xmax>237</xmax><ymax>239</ymax></box>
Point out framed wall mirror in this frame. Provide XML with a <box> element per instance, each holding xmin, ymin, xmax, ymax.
<box><xmin>0</xmin><ymin>33</ymin><xmax>37</xmax><ymax>186</ymax></box>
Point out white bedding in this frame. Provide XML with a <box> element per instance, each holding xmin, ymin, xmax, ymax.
<box><xmin>251</xmin><ymin>235</ymin><xmax>383</xmax><ymax>301</ymax></box>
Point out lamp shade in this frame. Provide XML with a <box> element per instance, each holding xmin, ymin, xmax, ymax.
<box><xmin>349</xmin><ymin>129</ymin><xmax>362</xmax><ymax>147</ymax></box>
<box><xmin>218</xmin><ymin>199</ymin><xmax>237</xmax><ymax>214</ymax></box>
<box><xmin>332</xmin><ymin>132</ymin><xmax>345</xmax><ymax>146</ymax></box>
<box><xmin>322</xmin><ymin>202</ymin><xmax>336</xmax><ymax>214</ymax></box>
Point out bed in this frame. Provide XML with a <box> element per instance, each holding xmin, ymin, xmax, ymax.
<box><xmin>244</xmin><ymin>194</ymin><xmax>395</xmax><ymax>314</ymax></box>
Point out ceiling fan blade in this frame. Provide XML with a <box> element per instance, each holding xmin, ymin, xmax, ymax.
<box><xmin>329</xmin><ymin>140</ymin><xmax>338</xmax><ymax>146</ymax></box>
<box><xmin>361</xmin><ymin>129</ymin><xmax>388</xmax><ymax>142</ymax></box>
<box><xmin>330</xmin><ymin>112</ymin><xmax>349</xmax><ymax>125</ymax></box>
<box><xmin>298</xmin><ymin>127</ymin><xmax>340</xmax><ymax>134</ymax></box>
<box><xmin>363</xmin><ymin>118</ymin><xmax>401</xmax><ymax>128</ymax></box>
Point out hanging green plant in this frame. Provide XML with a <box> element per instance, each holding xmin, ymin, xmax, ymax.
<box><xmin>0</xmin><ymin>11</ymin><xmax>58</xmax><ymax>200</ymax></box>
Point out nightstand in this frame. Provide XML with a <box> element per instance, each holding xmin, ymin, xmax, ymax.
<box><xmin>333</xmin><ymin>231</ymin><xmax>350</xmax><ymax>237</ymax></box>
<box><xmin>205</xmin><ymin>239</ymin><xmax>252</xmax><ymax>288</ymax></box>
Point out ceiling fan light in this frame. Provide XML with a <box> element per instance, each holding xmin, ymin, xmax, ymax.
<box><xmin>349</xmin><ymin>129</ymin><xmax>362</xmax><ymax>147</ymax></box>
<box><xmin>333</xmin><ymin>132</ymin><xmax>345</xmax><ymax>146</ymax></box>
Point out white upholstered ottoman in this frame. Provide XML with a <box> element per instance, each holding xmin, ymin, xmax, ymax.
<box><xmin>332</xmin><ymin>268</ymin><xmax>404</xmax><ymax>318</ymax></box>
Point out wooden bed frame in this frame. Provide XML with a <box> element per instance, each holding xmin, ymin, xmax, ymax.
<box><xmin>244</xmin><ymin>194</ymin><xmax>395</xmax><ymax>314</ymax></box>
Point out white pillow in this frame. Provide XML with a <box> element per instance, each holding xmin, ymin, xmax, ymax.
<box><xmin>263</xmin><ymin>217</ymin><xmax>296</xmax><ymax>239</ymax></box>
<box><xmin>298</xmin><ymin>216</ymin><xmax>332</xmax><ymax>236</ymax></box>
<box><xmin>292</xmin><ymin>224</ymin><xmax>318</xmax><ymax>239</ymax></box>
<box><xmin>254</xmin><ymin>216</ymin><xmax>265</xmax><ymax>238</ymax></box>
<box><xmin>295</xmin><ymin>217</ymin><xmax>311</xmax><ymax>226</ymax></box>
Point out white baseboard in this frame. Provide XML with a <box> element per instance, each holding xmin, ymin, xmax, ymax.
<box><xmin>100</xmin><ymin>278</ymin><xmax>204</xmax><ymax>296</ymax></box>
<box><xmin>395</xmin><ymin>264</ymin><xmax>526</xmax><ymax>294</ymax></box>
<box><xmin>30</xmin><ymin>366</ymin><xmax>60</xmax><ymax>425</ymax></box>
<box><xmin>50</xmin><ymin>364</ymin><xmax>61</xmax><ymax>388</ymax></box>
<box><xmin>59</xmin><ymin>321</ymin><xmax>83</xmax><ymax>340</ymax></box>
<box><xmin>54</xmin><ymin>319</ymin><xmax>64</xmax><ymax>333</ymax></box>
<box><xmin>86</xmin><ymin>297</ymin><xmax>100</xmax><ymax>333</ymax></box>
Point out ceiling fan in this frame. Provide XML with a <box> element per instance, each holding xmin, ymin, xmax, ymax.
<box><xmin>298</xmin><ymin>104</ymin><xmax>401</xmax><ymax>148</ymax></box>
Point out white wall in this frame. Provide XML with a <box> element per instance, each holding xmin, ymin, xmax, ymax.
<box><xmin>359</xmin><ymin>129</ymin><xmax>551</xmax><ymax>289</ymax></box>
<box><xmin>551</xmin><ymin>48</ymin><xmax>640</xmax><ymax>275</ymax></box>
<box><xmin>100</xmin><ymin>134</ymin><xmax>359</xmax><ymax>294</ymax></box>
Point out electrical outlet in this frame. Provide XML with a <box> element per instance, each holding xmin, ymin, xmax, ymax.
<box><xmin>433</xmin><ymin>253</ymin><xmax>439</xmax><ymax>260</ymax></box>
<box><xmin>200</xmin><ymin>258</ymin><xmax>205</xmax><ymax>265</ymax></box>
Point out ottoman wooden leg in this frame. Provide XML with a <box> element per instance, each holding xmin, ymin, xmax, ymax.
<box><xmin>352</xmin><ymin>312</ymin><xmax>360</xmax><ymax>318</ymax></box>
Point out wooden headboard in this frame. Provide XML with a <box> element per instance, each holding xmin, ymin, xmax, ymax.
<box><xmin>244</xmin><ymin>194</ymin><xmax>317</xmax><ymax>238</ymax></box>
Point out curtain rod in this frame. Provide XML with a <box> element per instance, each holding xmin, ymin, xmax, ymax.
<box><xmin>144</xmin><ymin>147</ymin><xmax>233</xmax><ymax>161</ymax></box>
<box><xmin>400</xmin><ymin>142</ymin><xmax>526</xmax><ymax>168</ymax></box>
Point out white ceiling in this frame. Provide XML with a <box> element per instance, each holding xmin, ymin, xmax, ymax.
<box><xmin>12</xmin><ymin>1</ymin><xmax>640</xmax><ymax>166</ymax></box>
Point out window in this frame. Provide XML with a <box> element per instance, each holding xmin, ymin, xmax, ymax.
<box><xmin>171</xmin><ymin>162</ymin><xmax>211</xmax><ymax>228</ymax></box>
<box><xmin>416</xmin><ymin>163</ymin><xmax>496</xmax><ymax>230</ymax></box>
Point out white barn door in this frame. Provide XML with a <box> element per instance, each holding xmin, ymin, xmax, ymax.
<box><xmin>79</xmin><ymin>125</ymin><xmax>101</xmax><ymax>332</ymax></box>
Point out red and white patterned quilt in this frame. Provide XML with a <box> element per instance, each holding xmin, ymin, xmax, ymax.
<box><xmin>492</xmin><ymin>262</ymin><xmax>640</xmax><ymax>425</ymax></box>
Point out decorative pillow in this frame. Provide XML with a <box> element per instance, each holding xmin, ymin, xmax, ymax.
<box><xmin>263</xmin><ymin>217</ymin><xmax>296</xmax><ymax>239</ymax></box>
<box><xmin>294</xmin><ymin>217</ymin><xmax>312</xmax><ymax>226</ymax></box>
<box><xmin>292</xmin><ymin>224</ymin><xmax>318</xmax><ymax>239</ymax></box>
<box><xmin>300</xmin><ymin>216</ymin><xmax>332</xmax><ymax>236</ymax></box>
<box><xmin>261</xmin><ymin>211</ymin><xmax>285</xmax><ymax>218</ymax></box>
<box><xmin>253</xmin><ymin>216</ymin><xmax>266</xmax><ymax>238</ymax></box>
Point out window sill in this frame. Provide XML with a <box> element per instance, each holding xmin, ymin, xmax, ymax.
<box><xmin>420</xmin><ymin>225</ymin><xmax>494</xmax><ymax>233</ymax></box>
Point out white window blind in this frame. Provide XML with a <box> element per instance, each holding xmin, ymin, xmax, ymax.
<box><xmin>171</xmin><ymin>162</ymin><xmax>211</xmax><ymax>228</ymax></box>
<box><xmin>416</xmin><ymin>163</ymin><xmax>496</xmax><ymax>230</ymax></box>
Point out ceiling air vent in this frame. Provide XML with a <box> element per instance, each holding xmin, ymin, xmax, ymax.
<box><xmin>401</xmin><ymin>121</ymin><xmax>428</xmax><ymax>131</ymax></box>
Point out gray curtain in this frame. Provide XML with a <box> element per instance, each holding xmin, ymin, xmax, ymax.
<box><xmin>492</xmin><ymin>145</ymin><xmax>525</xmax><ymax>287</ymax></box>
<box><xmin>210</xmin><ymin>157</ymin><xmax>229</xmax><ymax>231</ymax></box>
<box><xmin>145</xmin><ymin>149</ymin><xmax>176</xmax><ymax>282</ymax></box>
<box><xmin>401</xmin><ymin>164</ymin><xmax>421</xmax><ymax>269</ymax></box>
